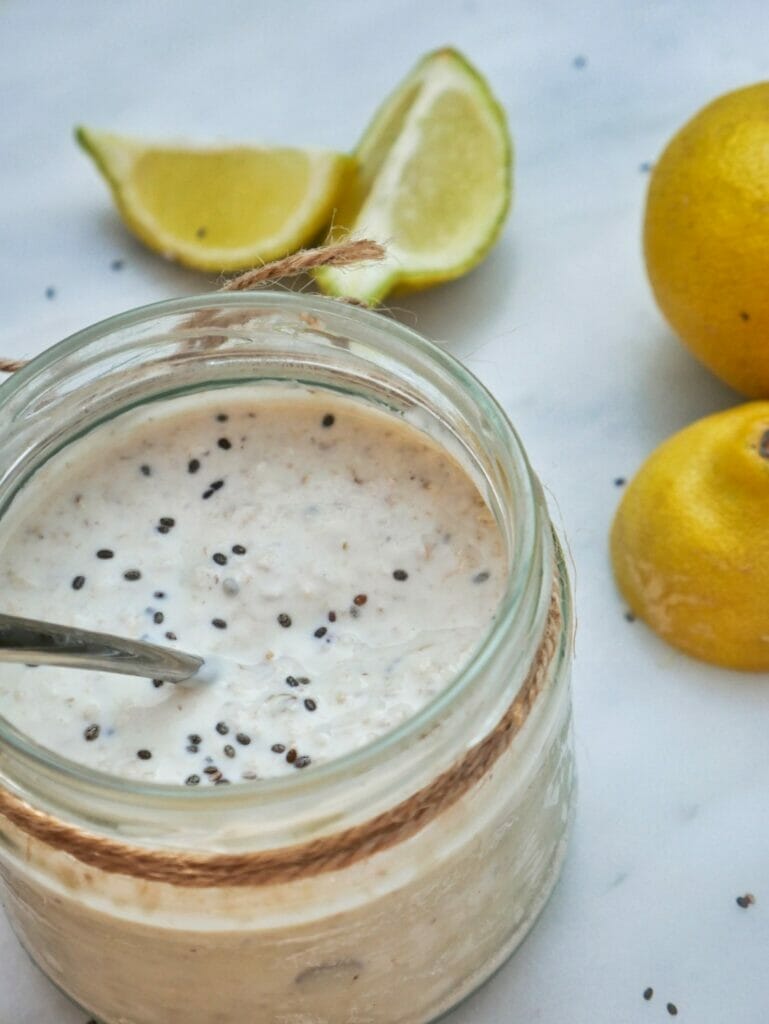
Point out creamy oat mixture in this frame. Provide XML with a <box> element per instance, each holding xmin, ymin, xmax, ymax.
<box><xmin>0</xmin><ymin>387</ymin><xmax>505</xmax><ymax>784</ymax></box>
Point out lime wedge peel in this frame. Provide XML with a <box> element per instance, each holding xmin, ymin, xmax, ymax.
<box><xmin>75</xmin><ymin>127</ymin><xmax>354</xmax><ymax>273</ymax></box>
<box><xmin>314</xmin><ymin>48</ymin><xmax>513</xmax><ymax>305</ymax></box>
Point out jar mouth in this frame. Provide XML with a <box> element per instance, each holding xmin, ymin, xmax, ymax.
<box><xmin>0</xmin><ymin>292</ymin><xmax>545</xmax><ymax>811</ymax></box>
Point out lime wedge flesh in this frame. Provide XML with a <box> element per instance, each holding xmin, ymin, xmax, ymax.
<box><xmin>314</xmin><ymin>48</ymin><xmax>513</xmax><ymax>305</ymax></box>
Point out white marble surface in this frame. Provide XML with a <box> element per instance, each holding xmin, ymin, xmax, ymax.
<box><xmin>2</xmin><ymin>1</ymin><xmax>769</xmax><ymax>1021</ymax></box>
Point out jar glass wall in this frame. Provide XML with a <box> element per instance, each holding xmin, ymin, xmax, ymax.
<box><xmin>0</xmin><ymin>293</ymin><xmax>575</xmax><ymax>1024</ymax></box>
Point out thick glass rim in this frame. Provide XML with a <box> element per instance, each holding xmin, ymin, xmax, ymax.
<box><xmin>0</xmin><ymin>291</ymin><xmax>544</xmax><ymax>810</ymax></box>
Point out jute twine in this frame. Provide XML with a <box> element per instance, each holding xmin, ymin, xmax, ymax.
<box><xmin>0</xmin><ymin>239</ymin><xmax>561</xmax><ymax>886</ymax></box>
<box><xmin>0</xmin><ymin>588</ymin><xmax>561</xmax><ymax>887</ymax></box>
<box><xmin>0</xmin><ymin>238</ymin><xmax>386</xmax><ymax>375</ymax></box>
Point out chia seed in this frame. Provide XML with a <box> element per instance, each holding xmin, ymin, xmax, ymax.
<box><xmin>140</xmin><ymin>464</ymin><xmax>152</xmax><ymax>477</ymax></box>
<box><xmin>72</xmin><ymin>575</ymin><xmax>86</xmax><ymax>590</ymax></box>
<box><xmin>328</xmin><ymin>610</ymin><xmax>337</xmax><ymax>622</ymax></box>
<box><xmin>304</xmin><ymin>698</ymin><xmax>317</xmax><ymax>712</ymax></box>
<box><xmin>213</xmin><ymin>552</ymin><xmax>228</xmax><ymax>566</ymax></box>
<box><xmin>154</xmin><ymin>591</ymin><xmax>166</xmax><ymax>599</ymax></box>
<box><xmin>473</xmin><ymin>571</ymin><xmax>490</xmax><ymax>584</ymax></box>
<box><xmin>84</xmin><ymin>724</ymin><xmax>100</xmax><ymax>741</ymax></box>
<box><xmin>157</xmin><ymin>524</ymin><xmax>171</xmax><ymax>534</ymax></box>
<box><xmin>271</xmin><ymin>743</ymin><xmax>286</xmax><ymax>753</ymax></box>
<box><xmin>286</xmin><ymin>675</ymin><xmax>300</xmax><ymax>688</ymax></box>
<box><xmin>185</xmin><ymin>775</ymin><xmax>200</xmax><ymax>786</ymax></box>
<box><xmin>96</xmin><ymin>549</ymin><xmax>114</xmax><ymax>560</ymax></box>
<box><xmin>736</xmin><ymin>893</ymin><xmax>756</xmax><ymax>908</ymax></box>
<box><xmin>236</xmin><ymin>732</ymin><xmax>251</xmax><ymax>745</ymax></box>
<box><xmin>353</xmin><ymin>594</ymin><xmax>367</xmax><ymax>606</ymax></box>
<box><xmin>188</xmin><ymin>734</ymin><xmax>202</xmax><ymax>745</ymax></box>
<box><xmin>123</xmin><ymin>569</ymin><xmax>141</xmax><ymax>581</ymax></box>
<box><xmin>232</xmin><ymin>544</ymin><xmax>246</xmax><ymax>555</ymax></box>
<box><xmin>203</xmin><ymin>765</ymin><xmax>219</xmax><ymax>776</ymax></box>
<box><xmin>159</xmin><ymin>517</ymin><xmax>175</xmax><ymax>528</ymax></box>
<box><xmin>393</xmin><ymin>569</ymin><xmax>408</xmax><ymax>581</ymax></box>
<box><xmin>188</xmin><ymin>459</ymin><xmax>201</xmax><ymax>474</ymax></box>
<box><xmin>278</xmin><ymin>613</ymin><xmax>292</xmax><ymax>628</ymax></box>
<box><xmin>286</xmin><ymin>748</ymin><xmax>298</xmax><ymax>763</ymax></box>
<box><xmin>165</xmin><ymin>631</ymin><xmax>177</xmax><ymax>641</ymax></box>
<box><xmin>186</xmin><ymin>744</ymin><xmax>199</xmax><ymax>753</ymax></box>
<box><xmin>667</xmin><ymin>1004</ymin><xmax>678</xmax><ymax>1017</ymax></box>
<box><xmin>223</xmin><ymin>744</ymin><xmax>235</xmax><ymax>758</ymax></box>
<box><xmin>153</xmin><ymin>611</ymin><xmax>165</xmax><ymax>624</ymax></box>
<box><xmin>218</xmin><ymin>438</ymin><xmax>232</xmax><ymax>450</ymax></box>
<box><xmin>212</xmin><ymin>617</ymin><xmax>227</xmax><ymax>629</ymax></box>
<box><xmin>295</xmin><ymin>755</ymin><xmax>312</xmax><ymax>769</ymax></box>
<box><xmin>215</xmin><ymin>722</ymin><xmax>229</xmax><ymax>735</ymax></box>
<box><xmin>137</xmin><ymin>749</ymin><xmax>152</xmax><ymax>760</ymax></box>
<box><xmin>216</xmin><ymin>413</ymin><xmax>228</xmax><ymax>422</ymax></box>
<box><xmin>152</xmin><ymin>679</ymin><xmax>164</xmax><ymax>688</ymax></box>
<box><xmin>314</xmin><ymin>626</ymin><xmax>328</xmax><ymax>638</ymax></box>
<box><xmin>643</xmin><ymin>988</ymin><xmax>653</xmax><ymax>1001</ymax></box>
<box><xmin>322</xmin><ymin>413</ymin><xmax>335</xmax><ymax>428</ymax></box>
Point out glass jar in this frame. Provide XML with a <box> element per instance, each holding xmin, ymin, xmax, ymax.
<box><xmin>0</xmin><ymin>293</ymin><xmax>575</xmax><ymax>1024</ymax></box>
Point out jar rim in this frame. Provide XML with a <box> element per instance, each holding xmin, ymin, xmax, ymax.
<box><xmin>0</xmin><ymin>291</ymin><xmax>545</xmax><ymax>814</ymax></box>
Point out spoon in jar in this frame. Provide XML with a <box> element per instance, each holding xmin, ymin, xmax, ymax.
<box><xmin>0</xmin><ymin>612</ymin><xmax>214</xmax><ymax>685</ymax></box>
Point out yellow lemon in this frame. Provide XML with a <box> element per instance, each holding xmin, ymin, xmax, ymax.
<box><xmin>76</xmin><ymin>127</ymin><xmax>353</xmax><ymax>272</ymax></box>
<box><xmin>644</xmin><ymin>83</ymin><xmax>769</xmax><ymax>397</ymax></box>
<box><xmin>611</xmin><ymin>403</ymin><xmax>769</xmax><ymax>671</ymax></box>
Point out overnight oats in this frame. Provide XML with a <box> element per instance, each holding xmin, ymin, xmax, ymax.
<box><xmin>0</xmin><ymin>293</ymin><xmax>575</xmax><ymax>1024</ymax></box>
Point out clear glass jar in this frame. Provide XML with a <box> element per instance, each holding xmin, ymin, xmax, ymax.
<box><xmin>0</xmin><ymin>293</ymin><xmax>575</xmax><ymax>1024</ymax></box>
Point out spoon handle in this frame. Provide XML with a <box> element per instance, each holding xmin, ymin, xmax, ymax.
<box><xmin>0</xmin><ymin>613</ymin><xmax>203</xmax><ymax>683</ymax></box>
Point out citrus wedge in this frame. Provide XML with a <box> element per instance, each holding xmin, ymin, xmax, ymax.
<box><xmin>314</xmin><ymin>47</ymin><xmax>512</xmax><ymax>305</ymax></box>
<box><xmin>76</xmin><ymin>126</ymin><xmax>353</xmax><ymax>272</ymax></box>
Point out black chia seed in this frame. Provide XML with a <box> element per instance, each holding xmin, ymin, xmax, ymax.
<box><xmin>286</xmin><ymin>748</ymin><xmax>298</xmax><ymax>764</ymax></box>
<box><xmin>614</xmin><ymin>477</ymin><xmax>626</xmax><ymax>487</ymax></box>
<box><xmin>203</xmin><ymin>479</ymin><xmax>224</xmax><ymax>499</ymax></box>
<box><xmin>328</xmin><ymin>610</ymin><xmax>337</xmax><ymax>622</ymax></box>
<box><xmin>185</xmin><ymin>775</ymin><xmax>200</xmax><ymax>786</ymax></box>
<box><xmin>137</xmin><ymin>749</ymin><xmax>152</xmax><ymax>760</ymax></box>
<box><xmin>123</xmin><ymin>569</ymin><xmax>142</xmax><ymax>581</ymax></box>
<box><xmin>153</xmin><ymin>679</ymin><xmax>164</xmax><ymax>688</ymax></box>
<box><xmin>188</xmin><ymin>734</ymin><xmax>202</xmax><ymax>745</ymax></box>
<box><xmin>204</xmin><ymin>765</ymin><xmax>219</xmax><ymax>775</ymax></box>
<box><xmin>211</xmin><ymin>618</ymin><xmax>227</xmax><ymax>629</ymax></box>
<box><xmin>188</xmin><ymin>458</ymin><xmax>201</xmax><ymax>474</ymax></box>
<box><xmin>213</xmin><ymin>552</ymin><xmax>228</xmax><ymax>566</ymax></box>
<box><xmin>96</xmin><ymin>549</ymin><xmax>115</xmax><ymax>560</ymax></box>
<box><xmin>667</xmin><ymin>1004</ymin><xmax>678</xmax><ymax>1017</ymax></box>
<box><xmin>214</xmin><ymin>778</ymin><xmax>230</xmax><ymax>785</ymax></box>
<box><xmin>153</xmin><ymin>611</ymin><xmax>165</xmax><ymax>624</ymax></box>
<box><xmin>72</xmin><ymin>575</ymin><xmax>86</xmax><ymax>590</ymax></box>
<box><xmin>304</xmin><ymin>698</ymin><xmax>317</xmax><ymax>712</ymax></box>
<box><xmin>314</xmin><ymin>626</ymin><xmax>328</xmax><ymax>638</ymax></box>
<box><xmin>140</xmin><ymin>464</ymin><xmax>152</xmax><ymax>477</ymax></box>
<box><xmin>736</xmin><ymin>893</ymin><xmax>755</xmax><ymax>908</ymax></box>
<box><xmin>285</xmin><ymin>675</ymin><xmax>300</xmax><ymax>688</ymax></box>
<box><xmin>473</xmin><ymin>571</ymin><xmax>490</xmax><ymax>584</ymax></box>
<box><xmin>236</xmin><ymin>732</ymin><xmax>251</xmax><ymax>745</ymax></box>
<box><xmin>165</xmin><ymin>631</ymin><xmax>177</xmax><ymax>641</ymax></box>
<box><xmin>154</xmin><ymin>591</ymin><xmax>166</xmax><ymax>599</ymax></box>
<box><xmin>393</xmin><ymin>569</ymin><xmax>408</xmax><ymax>581</ymax></box>
<box><xmin>215</xmin><ymin>722</ymin><xmax>229</xmax><ymax>735</ymax></box>
<box><xmin>278</xmin><ymin>613</ymin><xmax>292</xmax><ymax>628</ymax></box>
<box><xmin>295</xmin><ymin>755</ymin><xmax>312</xmax><ymax>769</ymax></box>
<box><xmin>186</xmin><ymin>744</ymin><xmax>199</xmax><ymax>753</ymax></box>
<box><xmin>224</xmin><ymin>744</ymin><xmax>235</xmax><ymax>758</ymax></box>
<box><xmin>271</xmin><ymin>743</ymin><xmax>286</xmax><ymax>753</ymax></box>
<box><xmin>157</xmin><ymin>525</ymin><xmax>171</xmax><ymax>534</ymax></box>
<box><xmin>216</xmin><ymin>413</ymin><xmax>228</xmax><ymax>422</ymax></box>
<box><xmin>160</xmin><ymin>517</ymin><xmax>176</xmax><ymax>528</ymax></box>
<box><xmin>322</xmin><ymin>413</ymin><xmax>335</xmax><ymax>428</ymax></box>
<box><xmin>643</xmin><ymin>987</ymin><xmax>653</xmax><ymax>1001</ymax></box>
<box><xmin>232</xmin><ymin>544</ymin><xmax>246</xmax><ymax>555</ymax></box>
<box><xmin>218</xmin><ymin>438</ymin><xmax>232</xmax><ymax>450</ymax></box>
<box><xmin>84</xmin><ymin>724</ymin><xmax>100</xmax><ymax>741</ymax></box>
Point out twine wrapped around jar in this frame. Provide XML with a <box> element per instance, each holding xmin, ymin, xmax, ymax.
<box><xmin>0</xmin><ymin>585</ymin><xmax>561</xmax><ymax>887</ymax></box>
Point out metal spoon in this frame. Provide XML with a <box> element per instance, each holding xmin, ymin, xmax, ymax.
<box><xmin>0</xmin><ymin>612</ymin><xmax>206</xmax><ymax>684</ymax></box>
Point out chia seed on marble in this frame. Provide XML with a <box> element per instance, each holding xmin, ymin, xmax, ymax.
<box><xmin>218</xmin><ymin>438</ymin><xmax>232</xmax><ymax>450</ymax></box>
<box><xmin>123</xmin><ymin>569</ymin><xmax>141</xmax><ymax>581</ymax></box>
<box><xmin>231</xmin><ymin>544</ymin><xmax>246</xmax><ymax>555</ymax></box>
<box><xmin>188</xmin><ymin>459</ymin><xmax>201</xmax><ymax>474</ymax></box>
<box><xmin>304</xmin><ymin>699</ymin><xmax>317</xmax><ymax>712</ymax></box>
<box><xmin>211</xmin><ymin>618</ymin><xmax>227</xmax><ymax>629</ymax></box>
<box><xmin>72</xmin><ymin>575</ymin><xmax>86</xmax><ymax>590</ymax></box>
<box><xmin>393</xmin><ymin>569</ymin><xmax>408</xmax><ymax>581</ymax></box>
<box><xmin>473</xmin><ymin>571</ymin><xmax>490</xmax><ymax>584</ymax></box>
<box><xmin>153</xmin><ymin>611</ymin><xmax>165</xmax><ymax>624</ymax></box>
<box><xmin>353</xmin><ymin>594</ymin><xmax>367</xmax><ymax>606</ymax></box>
<box><xmin>140</xmin><ymin>464</ymin><xmax>152</xmax><ymax>477</ymax></box>
<box><xmin>84</xmin><ymin>724</ymin><xmax>100</xmax><ymax>741</ymax></box>
<box><xmin>152</xmin><ymin>679</ymin><xmax>164</xmax><ymax>688</ymax></box>
<box><xmin>286</xmin><ymin>748</ymin><xmax>298</xmax><ymax>764</ymax></box>
<box><xmin>224</xmin><ymin>745</ymin><xmax>235</xmax><ymax>758</ymax></box>
<box><xmin>314</xmin><ymin>626</ymin><xmax>328</xmax><ymax>638</ymax></box>
<box><xmin>322</xmin><ymin>413</ymin><xmax>335</xmax><ymax>428</ymax></box>
<box><xmin>277</xmin><ymin>613</ymin><xmax>292</xmax><ymax>628</ymax></box>
<box><xmin>236</xmin><ymin>733</ymin><xmax>251</xmax><ymax>745</ymax></box>
<box><xmin>215</xmin><ymin>722</ymin><xmax>229</xmax><ymax>735</ymax></box>
<box><xmin>185</xmin><ymin>774</ymin><xmax>200</xmax><ymax>786</ymax></box>
<box><xmin>213</xmin><ymin>552</ymin><xmax>228</xmax><ymax>566</ymax></box>
<box><xmin>137</xmin><ymin>749</ymin><xmax>152</xmax><ymax>760</ymax></box>
<box><xmin>96</xmin><ymin>549</ymin><xmax>114</xmax><ymax>560</ymax></box>
<box><xmin>295</xmin><ymin>755</ymin><xmax>312</xmax><ymax>768</ymax></box>
<box><xmin>271</xmin><ymin>743</ymin><xmax>286</xmax><ymax>753</ymax></box>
